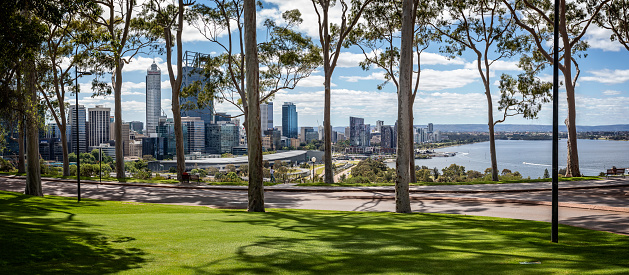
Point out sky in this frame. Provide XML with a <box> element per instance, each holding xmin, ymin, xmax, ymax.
<box><xmin>73</xmin><ymin>0</ymin><xmax>629</xmax><ymax>129</ymax></box>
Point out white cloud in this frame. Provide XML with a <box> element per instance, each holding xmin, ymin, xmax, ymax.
<box><xmin>581</xmin><ymin>69</ymin><xmax>629</xmax><ymax>84</ymax></box>
<box><xmin>585</xmin><ymin>25</ymin><xmax>623</xmax><ymax>52</ymax></box>
<box><xmin>121</xmin><ymin>81</ymin><xmax>146</xmax><ymax>96</ymax></box>
<box><xmin>602</xmin><ymin>90</ymin><xmax>621</xmax><ymax>96</ymax></box>
<box><xmin>296</xmin><ymin>74</ymin><xmax>335</xmax><ymax>88</ymax></box>
<box><xmin>340</xmin><ymin>71</ymin><xmax>387</xmax><ymax>82</ymax></box>
<box><xmin>335</xmin><ymin>51</ymin><xmax>368</xmax><ymax>68</ymax></box>
<box><xmin>418</xmin><ymin>69</ymin><xmax>480</xmax><ymax>91</ymax></box>
<box><xmin>463</xmin><ymin>60</ymin><xmax>521</xmax><ymax>71</ymax></box>
<box><xmin>421</xmin><ymin>52</ymin><xmax>466</xmax><ymax>65</ymax></box>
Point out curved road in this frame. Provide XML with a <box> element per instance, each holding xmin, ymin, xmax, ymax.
<box><xmin>1</xmin><ymin>176</ymin><xmax>628</xmax><ymax>235</ymax></box>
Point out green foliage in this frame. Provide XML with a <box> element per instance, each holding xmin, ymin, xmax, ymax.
<box><xmin>350</xmin><ymin>159</ymin><xmax>395</xmax><ymax>183</ymax></box>
<box><xmin>0</xmin><ymin>158</ymin><xmax>14</xmax><ymax>172</ymax></box>
<box><xmin>184</xmin><ymin>4</ymin><xmax>321</xmax><ymax>117</ymax></box>
<box><xmin>169</xmin><ymin>166</ymin><xmax>177</xmax><ymax>173</ymax></box>
<box><xmin>190</xmin><ymin>168</ymin><xmax>207</xmax><ymax>178</ymax></box>
<box><xmin>68</xmin><ymin>152</ymin><xmax>77</xmax><ymax>162</ymax></box>
<box><xmin>441</xmin><ymin>164</ymin><xmax>466</xmax><ymax>182</ymax></box>
<box><xmin>497</xmin><ymin>72</ymin><xmax>552</xmax><ymax>123</ymax></box>
<box><xmin>225</xmin><ymin>164</ymin><xmax>236</xmax><ymax>173</ymax></box>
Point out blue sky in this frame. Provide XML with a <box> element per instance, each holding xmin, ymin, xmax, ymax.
<box><xmin>73</xmin><ymin>0</ymin><xmax>629</xmax><ymax>128</ymax></box>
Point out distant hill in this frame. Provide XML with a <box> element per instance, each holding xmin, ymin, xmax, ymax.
<box><xmin>331</xmin><ymin>124</ymin><xmax>629</xmax><ymax>133</ymax></box>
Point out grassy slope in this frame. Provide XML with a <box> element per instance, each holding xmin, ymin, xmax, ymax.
<box><xmin>1</xmin><ymin>191</ymin><xmax>628</xmax><ymax>274</ymax></box>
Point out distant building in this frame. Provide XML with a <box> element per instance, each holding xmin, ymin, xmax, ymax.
<box><xmin>39</xmin><ymin>138</ymin><xmax>63</xmax><ymax>161</ymax></box>
<box><xmin>88</xmin><ymin>105</ymin><xmax>110</xmax><ymax>148</ymax></box>
<box><xmin>68</xmin><ymin>105</ymin><xmax>87</xmax><ymax>154</ymax></box>
<box><xmin>349</xmin><ymin>117</ymin><xmax>369</xmax><ymax>147</ymax></box>
<box><xmin>142</xmin><ymin>137</ymin><xmax>168</xmax><ymax>160</ymax></box>
<box><xmin>263</xmin><ymin>128</ymin><xmax>281</xmax><ymax>151</ymax></box>
<box><xmin>428</xmin><ymin>123</ymin><xmax>433</xmax><ymax>133</ymax></box>
<box><xmin>260</xmin><ymin>102</ymin><xmax>273</xmax><ymax>134</ymax></box>
<box><xmin>381</xmin><ymin>125</ymin><xmax>396</xmax><ymax>148</ymax></box>
<box><xmin>205</xmin><ymin>122</ymin><xmax>239</xmax><ymax>154</ymax></box>
<box><xmin>181</xmin><ymin>117</ymin><xmax>205</xmax><ymax>154</ymax></box>
<box><xmin>129</xmin><ymin>121</ymin><xmax>143</xmax><ymax>134</ymax></box>
<box><xmin>282</xmin><ymin>102</ymin><xmax>298</xmax><ymax>138</ymax></box>
<box><xmin>146</xmin><ymin>61</ymin><xmax>161</xmax><ymax>135</ymax></box>
<box><xmin>300</xmin><ymin>127</ymin><xmax>317</xmax><ymax>144</ymax></box>
<box><xmin>180</xmin><ymin>51</ymin><xmax>214</xmax><ymax>124</ymax></box>
<box><xmin>376</xmin><ymin>120</ymin><xmax>384</xmax><ymax>133</ymax></box>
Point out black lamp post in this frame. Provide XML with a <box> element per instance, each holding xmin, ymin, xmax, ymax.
<box><xmin>552</xmin><ymin>0</ymin><xmax>559</xmax><ymax>243</ymax></box>
<box><xmin>75</xmin><ymin>48</ymin><xmax>92</xmax><ymax>202</ymax></box>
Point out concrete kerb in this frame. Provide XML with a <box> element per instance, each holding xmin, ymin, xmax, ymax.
<box><xmin>338</xmin><ymin>195</ymin><xmax>629</xmax><ymax>214</ymax></box>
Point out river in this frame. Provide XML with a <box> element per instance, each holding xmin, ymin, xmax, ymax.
<box><xmin>385</xmin><ymin>139</ymin><xmax>629</xmax><ymax>178</ymax></box>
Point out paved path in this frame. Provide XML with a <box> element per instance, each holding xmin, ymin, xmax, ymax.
<box><xmin>1</xmin><ymin>176</ymin><xmax>628</xmax><ymax>235</ymax></box>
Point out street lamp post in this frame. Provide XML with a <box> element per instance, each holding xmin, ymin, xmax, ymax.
<box><xmin>551</xmin><ymin>0</ymin><xmax>559</xmax><ymax>243</ymax></box>
<box><xmin>75</xmin><ymin>47</ymin><xmax>92</xmax><ymax>202</ymax></box>
<box><xmin>99</xmin><ymin>147</ymin><xmax>102</xmax><ymax>183</ymax></box>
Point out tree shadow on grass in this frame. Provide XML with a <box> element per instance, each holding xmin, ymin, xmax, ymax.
<box><xmin>0</xmin><ymin>191</ymin><xmax>146</xmax><ymax>274</ymax></box>
<box><xmin>183</xmin><ymin>210</ymin><xmax>629</xmax><ymax>274</ymax></box>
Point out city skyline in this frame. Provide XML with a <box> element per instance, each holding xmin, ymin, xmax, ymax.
<box><xmin>67</xmin><ymin>0</ymin><xmax>628</xmax><ymax>128</ymax></box>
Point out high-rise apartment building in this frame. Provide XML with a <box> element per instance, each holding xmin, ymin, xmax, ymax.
<box><xmin>282</xmin><ymin>102</ymin><xmax>298</xmax><ymax>139</ymax></box>
<box><xmin>146</xmin><ymin>61</ymin><xmax>161</xmax><ymax>135</ymax></box>
<box><xmin>88</xmin><ymin>105</ymin><xmax>110</xmax><ymax>147</ymax></box>
<box><xmin>260</xmin><ymin>102</ymin><xmax>273</xmax><ymax>135</ymax></box>
<box><xmin>68</xmin><ymin>105</ymin><xmax>87</xmax><ymax>154</ymax></box>
<box><xmin>381</xmin><ymin>125</ymin><xmax>396</xmax><ymax>148</ymax></box>
<box><xmin>428</xmin><ymin>123</ymin><xmax>433</xmax><ymax>133</ymax></box>
<box><xmin>349</xmin><ymin>116</ymin><xmax>369</xmax><ymax>147</ymax></box>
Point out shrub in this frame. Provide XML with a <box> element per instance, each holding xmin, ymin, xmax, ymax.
<box><xmin>0</xmin><ymin>158</ymin><xmax>13</xmax><ymax>172</ymax></box>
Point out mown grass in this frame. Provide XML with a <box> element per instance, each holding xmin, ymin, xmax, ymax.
<box><xmin>1</xmin><ymin>190</ymin><xmax>628</xmax><ymax>274</ymax></box>
<box><xmin>297</xmin><ymin>176</ymin><xmax>602</xmax><ymax>187</ymax></box>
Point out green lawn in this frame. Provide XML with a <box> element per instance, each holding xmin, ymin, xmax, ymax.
<box><xmin>1</xmin><ymin>191</ymin><xmax>628</xmax><ymax>274</ymax></box>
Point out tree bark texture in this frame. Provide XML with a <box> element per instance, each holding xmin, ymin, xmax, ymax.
<box><xmin>114</xmin><ymin>60</ymin><xmax>124</xmax><ymax>179</ymax></box>
<box><xmin>17</xmin><ymin>119</ymin><xmax>26</xmax><ymax>174</ymax></box>
<box><xmin>245</xmin><ymin>0</ymin><xmax>264</xmax><ymax>212</ymax></box>
<box><xmin>25</xmin><ymin>59</ymin><xmax>42</xmax><ymax>196</ymax></box>
<box><xmin>409</xmin><ymin>108</ymin><xmax>415</xmax><ymax>183</ymax></box>
<box><xmin>322</xmin><ymin>0</ymin><xmax>334</xmax><ymax>184</ymax></box>
<box><xmin>395</xmin><ymin>0</ymin><xmax>413</xmax><ymax>213</ymax></box>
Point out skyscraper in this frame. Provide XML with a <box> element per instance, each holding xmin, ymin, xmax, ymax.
<box><xmin>181</xmin><ymin>117</ymin><xmax>205</xmax><ymax>154</ymax></box>
<box><xmin>68</xmin><ymin>105</ymin><xmax>87</xmax><ymax>154</ymax></box>
<box><xmin>146</xmin><ymin>61</ymin><xmax>161</xmax><ymax>135</ymax></box>
<box><xmin>376</xmin><ymin>120</ymin><xmax>384</xmax><ymax>133</ymax></box>
<box><xmin>282</xmin><ymin>102</ymin><xmax>298</xmax><ymax>139</ymax></box>
<box><xmin>180</xmin><ymin>51</ymin><xmax>214</xmax><ymax>124</ymax></box>
<box><xmin>349</xmin><ymin>116</ymin><xmax>366</xmax><ymax>147</ymax></box>
<box><xmin>88</xmin><ymin>105</ymin><xmax>110</xmax><ymax>147</ymax></box>
<box><xmin>129</xmin><ymin>121</ymin><xmax>143</xmax><ymax>134</ymax></box>
<box><xmin>260</xmin><ymin>102</ymin><xmax>273</xmax><ymax>134</ymax></box>
<box><xmin>428</xmin><ymin>123</ymin><xmax>433</xmax><ymax>133</ymax></box>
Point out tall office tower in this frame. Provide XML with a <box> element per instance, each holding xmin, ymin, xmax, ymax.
<box><xmin>376</xmin><ymin>120</ymin><xmax>384</xmax><ymax>133</ymax></box>
<box><xmin>260</xmin><ymin>102</ymin><xmax>273</xmax><ymax>135</ymax></box>
<box><xmin>146</xmin><ymin>61</ymin><xmax>161</xmax><ymax>135</ymax></box>
<box><xmin>180</xmin><ymin>51</ymin><xmax>214</xmax><ymax>124</ymax></box>
<box><xmin>206</xmin><ymin>123</ymin><xmax>240</xmax><ymax>154</ymax></box>
<box><xmin>428</xmin><ymin>123</ymin><xmax>433</xmax><ymax>133</ymax></box>
<box><xmin>129</xmin><ymin>121</ymin><xmax>144</xmax><ymax>134</ymax></box>
<box><xmin>45</xmin><ymin>123</ymin><xmax>62</xmax><ymax>139</ymax></box>
<box><xmin>88</xmin><ymin>105</ymin><xmax>110</xmax><ymax>147</ymax></box>
<box><xmin>349</xmin><ymin>116</ymin><xmax>365</xmax><ymax>147</ymax></box>
<box><xmin>68</xmin><ymin>105</ymin><xmax>87</xmax><ymax>154</ymax></box>
<box><xmin>181</xmin><ymin>117</ymin><xmax>205</xmax><ymax>154</ymax></box>
<box><xmin>282</xmin><ymin>102</ymin><xmax>298</xmax><ymax>139</ymax></box>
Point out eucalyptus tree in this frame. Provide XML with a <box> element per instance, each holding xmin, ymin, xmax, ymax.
<box><xmin>501</xmin><ymin>0</ymin><xmax>611</xmax><ymax>177</ymax></box>
<box><xmin>188</xmin><ymin>2</ymin><xmax>321</xmax><ymax>134</ymax></box>
<box><xmin>84</xmin><ymin>0</ymin><xmax>156</xmax><ymax>179</ymax></box>
<box><xmin>0</xmin><ymin>0</ymin><xmax>68</xmax><ymax>195</ymax></box>
<box><xmin>597</xmin><ymin>0</ymin><xmax>629</xmax><ymax>51</ymax></box>
<box><xmin>348</xmin><ymin>0</ymin><xmax>438</xmax><ymax>183</ymax></box>
<box><xmin>395</xmin><ymin>0</ymin><xmax>416</xmax><ymax>213</ymax></box>
<box><xmin>143</xmin><ymin>0</ymin><xmax>194</xmax><ymax>182</ymax></box>
<box><xmin>311</xmin><ymin>0</ymin><xmax>373</xmax><ymax>184</ymax></box>
<box><xmin>38</xmin><ymin>1</ymin><xmax>101</xmax><ymax>176</ymax></box>
<box><xmin>433</xmin><ymin>0</ymin><xmax>534</xmax><ymax>181</ymax></box>
<box><xmin>243</xmin><ymin>0</ymin><xmax>263</xmax><ymax>212</ymax></box>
